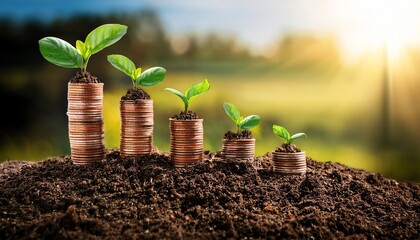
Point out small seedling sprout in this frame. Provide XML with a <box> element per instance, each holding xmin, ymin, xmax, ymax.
<box><xmin>223</xmin><ymin>102</ymin><xmax>260</xmax><ymax>133</ymax></box>
<box><xmin>39</xmin><ymin>24</ymin><xmax>127</xmax><ymax>73</ymax></box>
<box><xmin>164</xmin><ymin>79</ymin><xmax>210</xmax><ymax>113</ymax></box>
<box><xmin>107</xmin><ymin>54</ymin><xmax>166</xmax><ymax>89</ymax></box>
<box><xmin>272</xmin><ymin>125</ymin><xmax>307</xmax><ymax>145</ymax></box>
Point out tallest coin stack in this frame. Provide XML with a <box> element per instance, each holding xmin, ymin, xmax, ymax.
<box><xmin>67</xmin><ymin>83</ymin><xmax>106</xmax><ymax>165</ymax></box>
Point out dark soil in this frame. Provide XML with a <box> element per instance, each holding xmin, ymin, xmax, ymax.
<box><xmin>69</xmin><ymin>71</ymin><xmax>100</xmax><ymax>83</ymax></box>
<box><xmin>121</xmin><ymin>88</ymin><xmax>151</xmax><ymax>101</ymax></box>
<box><xmin>0</xmin><ymin>150</ymin><xmax>419</xmax><ymax>239</ymax></box>
<box><xmin>275</xmin><ymin>143</ymin><xmax>301</xmax><ymax>153</ymax></box>
<box><xmin>172</xmin><ymin>111</ymin><xmax>199</xmax><ymax>120</ymax></box>
<box><xmin>224</xmin><ymin>130</ymin><xmax>253</xmax><ymax>140</ymax></box>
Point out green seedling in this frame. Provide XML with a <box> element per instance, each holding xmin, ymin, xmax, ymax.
<box><xmin>107</xmin><ymin>54</ymin><xmax>166</xmax><ymax>89</ymax></box>
<box><xmin>223</xmin><ymin>102</ymin><xmax>260</xmax><ymax>133</ymax></box>
<box><xmin>39</xmin><ymin>24</ymin><xmax>127</xmax><ymax>73</ymax></box>
<box><xmin>273</xmin><ymin>125</ymin><xmax>307</xmax><ymax>144</ymax></box>
<box><xmin>165</xmin><ymin>79</ymin><xmax>210</xmax><ymax>113</ymax></box>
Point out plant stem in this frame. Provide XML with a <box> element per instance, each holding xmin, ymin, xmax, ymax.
<box><xmin>83</xmin><ymin>56</ymin><xmax>91</xmax><ymax>73</ymax></box>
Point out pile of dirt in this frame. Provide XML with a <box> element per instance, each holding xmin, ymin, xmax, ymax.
<box><xmin>172</xmin><ymin>111</ymin><xmax>199</xmax><ymax>120</ymax></box>
<box><xmin>69</xmin><ymin>71</ymin><xmax>100</xmax><ymax>83</ymax></box>
<box><xmin>224</xmin><ymin>130</ymin><xmax>253</xmax><ymax>140</ymax></box>
<box><xmin>121</xmin><ymin>88</ymin><xmax>151</xmax><ymax>100</ymax></box>
<box><xmin>275</xmin><ymin>143</ymin><xmax>301</xmax><ymax>153</ymax></box>
<box><xmin>0</xmin><ymin>150</ymin><xmax>419</xmax><ymax>239</ymax></box>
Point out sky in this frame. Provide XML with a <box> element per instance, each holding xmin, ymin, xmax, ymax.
<box><xmin>1</xmin><ymin>0</ymin><xmax>420</xmax><ymax>58</ymax></box>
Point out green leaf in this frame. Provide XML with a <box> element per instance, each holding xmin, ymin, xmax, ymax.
<box><xmin>137</xmin><ymin>67</ymin><xmax>166</xmax><ymax>87</ymax></box>
<box><xmin>85</xmin><ymin>24</ymin><xmax>127</xmax><ymax>54</ymax></box>
<box><xmin>134</xmin><ymin>68</ymin><xmax>142</xmax><ymax>79</ymax></box>
<box><xmin>273</xmin><ymin>125</ymin><xmax>290</xmax><ymax>142</ymax></box>
<box><xmin>39</xmin><ymin>37</ymin><xmax>84</xmax><ymax>69</ymax></box>
<box><xmin>185</xmin><ymin>79</ymin><xmax>210</xmax><ymax>101</ymax></box>
<box><xmin>76</xmin><ymin>40</ymin><xmax>90</xmax><ymax>60</ymax></box>
<box><xmin>290</xmin><ymin>133</ymin><xmax>307</xmax><ymax>144</ymax></box>
<box><xmin>239</xmin><ymin>115</ymin><xmax>260</xmax><ymax>130</ymax></box>
<box><xmin>164</xmin><ymin>88</ymin><xmax>189</xmax><ymax>111</ymax></box>
<box><xmin>107</xmin><ymin>54</ymin><xmax>136</xmax><ymax>79</ymax></box>
<box><xmin>223</xmin><ymin>102</ymin><xmax>240</xmax><ymax>123</ymax></box>
<box><xmin>236</xmin><ymin>116</ymin><xmax>244</xmax><ymax>126</ymax></box>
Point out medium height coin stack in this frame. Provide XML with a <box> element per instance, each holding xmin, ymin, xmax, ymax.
<box><xmin>272</xmin><ymin>151</ymin><xmax>306</xmax><ymax>175</ymax></box>
<box><xmin>221</xmin><ymin>139</ymin><xmax>255</xmax><ymax>160</ymax></box>
<box><xmin>67</xmin><ymin>83</ymin><xmax>105</xmax><ymax>165</ymax></box>
<box><xmin>169</xmin><ymin>118</ymin><xmax>203</xmax><ymax>167</ymax></box>
<box><xmin>120</xmin><ymin>100</ymin><xmax>154</xmax><ymax>157</ymax></box>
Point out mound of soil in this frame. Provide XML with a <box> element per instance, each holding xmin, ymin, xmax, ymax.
<box><xmin>121</xmin><ymin>88</ymin><xmax>151</xmax><ymax>101</ymax></box>
<box><xmin>0</xmin><ymin>150</ymin><xmax>419</xmax><ymax>239</ymax></box>
<box><xmin>172</xmin><ymin>111</ymin><xmax>199</xmax><ymax>120</ymax></box>
<box><xmin>224</xmin><ymin>130</ymin><xmax>253</xmax><ymax>140</ymax></box>
<box><xmin>275</xmin><ymin>143</ymin><xmax>301</xmax><ymax>153</ymax></box>
<box><xmin>69</xmin><ymin>71</ymin><xmax>100</xmax><ymax>83</ymax></box>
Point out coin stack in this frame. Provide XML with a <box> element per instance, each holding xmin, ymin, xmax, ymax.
<box><xmin>120</xmin><ymin>100</ymin><xmax>154</xmax><ymax>158</ymax></box>
<box><xmin>272</xmin><ymin>151</ymin><xmax>306</xmax><ymax>175</ymax></box>
<box><xmin>169</xmin><ymin>118</ymin><xmax>203</xmax><ymax>167</ymax></box>
<box><xmin>67</xmin><ymin>83</ymin><xmax>105</xmax><ymax>165</ymax></box>
<box><xmin>221</xmin><ymin>138</ymin><xmax>255</xmax><ymax>160</ymax></box>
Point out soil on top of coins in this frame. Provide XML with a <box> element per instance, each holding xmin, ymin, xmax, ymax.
<box><xmin>69</xmin><ymin>71</ymin><xmax>100</xmax><ymax>83</ymax></box>
<box><xmin>275</xmin><ymin>143</ymin><xmax>301</xmax><ymax>153</ymax></box>
<box><xmin>224</xmin><ymin>130</ymin><xmax>253</xmax><ymax>140</ymax></box>
<box><xmin>121</xmin><ymin>88</ymin><xmax>151</xmax><ymax>101</ymax></box>
<box><xmin>0</xmin><ymin>150</ymin><xmax>419</xmax><ymax>239</ymax></box>
<box><xmin>172</xmin><ymin>111</ymin><xmax>199</xmax><ymax>120</ymax></box>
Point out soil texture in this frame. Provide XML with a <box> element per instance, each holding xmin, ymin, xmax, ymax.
<box><xmin>0</xmin><ymin>150</ymin><xmax>419</xmax><ymax>239</ymax></box>
<box><xmin>69</xmin><ymin>71</ymin><xmax>100</xmax><ymax>83</ymax></box>
<box><xmin>224</xmin><ymin>130</ymin><xmax>253</xmax><ymax>140</ymax></box>
<box><xmin>121</xmin><ymin>88</ymin><xmax>151</xmax><ymax>101</ymax></box>
<box><xmin>172</xmin><ymin>111</ymin><xmax>199</xmax><ymax>120</ymax></box>
<box><xmin>275</xmin><ymin>143</ymin><xmax>301</xmax><ymax>153</ymax></box>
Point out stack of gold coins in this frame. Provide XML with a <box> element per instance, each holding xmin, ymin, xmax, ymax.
<box><xmin>272</xmin><ymin>151</ymin><xmax>306</xmax><ymax>175</ymax></box>
<box><xmin>221</xmin><ymin>139</ymin><xmax>255</xmax><ymax>160</ymax></box>
<box><xmin>120</xmin><ymin>100</ymin><xmax>154</xmax><ymax>158</ymax></box>
<box><xmin>169</xmin><ymin>118</ymin><xmax>203</xmax><ymax>167</ymax></box>
<box><xmin>67</xmin><ymin>83</ymin><xmax>105</xmax><ymax>165</ymax></box>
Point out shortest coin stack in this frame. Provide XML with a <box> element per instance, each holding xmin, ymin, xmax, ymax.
<box><xmin>120</xmin><ymin>100</ymin><xmax>154</xmax><ymax>158</ymax></box>
<box><xmin>67</xmin><ymin>83</ymin><xmax>105</xmax><ymax>165</ymax></box>
<box><xmin>169</xmin><ymin>118</ymin><xmax>203</xmax><ymax>167</ymax></box>
<box><xmin>221</xmin><ymin>139</ymin><xmax>255</xmax><ymax>160</ymax></box>
<box><xmin>272</xmin><ymin>151</ymin><xmax>306</xmax><ymax>175</ymax></box>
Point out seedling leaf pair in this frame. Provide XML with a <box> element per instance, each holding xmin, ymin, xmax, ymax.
<box><xmin>39</xmin><ymin>24</ymin><xmax>127</xmax><ymax>72</ymax></box>
<box><xmin>107</xmin><ymin>54</ymin><xmax>166</xmax><ymax>88</ymax></box>
<box><xmin>273</xmin><ymin>125</ymin><xmax>306</xmax><ymax>144</ymax></box>
<box><xmin>165</xmin><ymin>79</ymin><xmax>210</xmax><ymax>112</ymax></box>
<box><xmin>223</xmin><ymin>102</ymin><xmax>260</xmax><ymax>132</ymax></box>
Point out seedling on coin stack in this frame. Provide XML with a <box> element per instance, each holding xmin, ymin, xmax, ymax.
<box><xmin>39</xmin><ymin>24</ymin><xmax>127</xmax><ymax>165</ymax></box>
<box><xmin>221</xmin><ymin>102</ymin><xmax>260</xmax><ymax>160</ymax></box>
<box><xmin>107</xmin><ymin>54</ymin><xmax>166</xmax><ymax>157</ymax></box>
<box><xmin>272</xmin><ymin>125</ymin><xmax>307</xmax><ymax>175</ymax></box>
<box><xmin>164</xmin><ymin>79</ymin><xmax>210</xmax><ymax>167</ymax></box>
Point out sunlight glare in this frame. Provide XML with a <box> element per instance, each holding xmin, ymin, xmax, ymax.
<box><xmin>338</xmin><ymin>0</ymin><xmax>420</xmax><ymax>62</ymax></box>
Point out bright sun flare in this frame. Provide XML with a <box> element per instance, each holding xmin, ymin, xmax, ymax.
<box><xmin>337</xmin><ymin>0</ymin><xmax>420</xmax><ymax>62</ymax></box>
